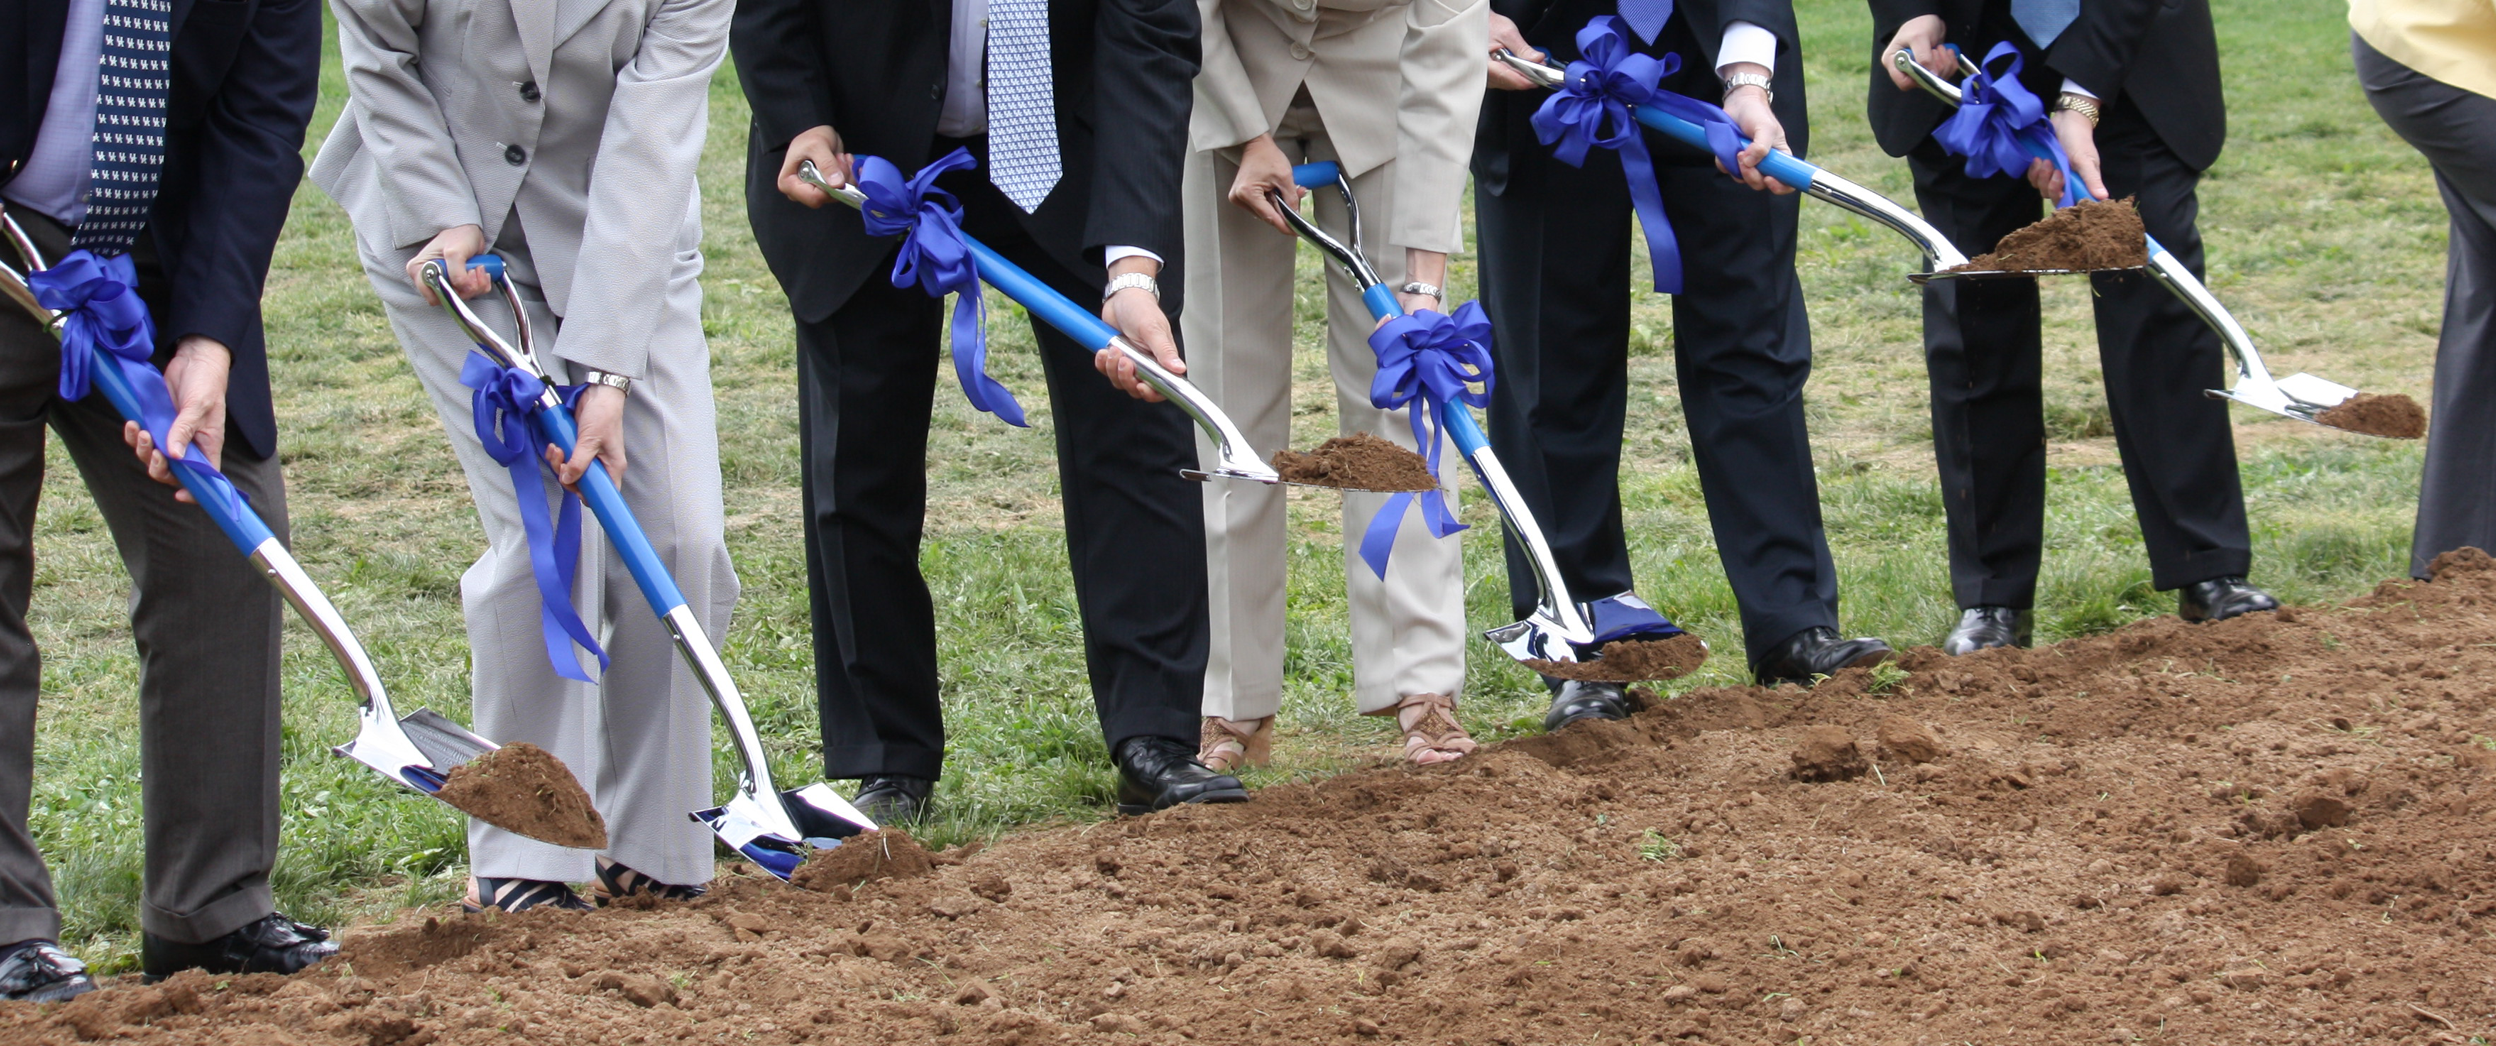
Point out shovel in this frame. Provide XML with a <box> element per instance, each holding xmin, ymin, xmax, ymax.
<box><xmin>1494</xmin><ymin>49</ymin><xmax>1971</xmax><ymax>271</ymax></box>
<box><xmin>1891</xmin><ymin>48</ymin><xmax>2363</xmax><ymax>425</ymax></box>
<box><xmin>418</xmin><ymin>256</ymin><xmax>875</xmax><ymax>880</ymax></box>
<box><xmin>0</xmin><ymin>211</ymin><xmax>546</xmax><ymax>836</ymax></box>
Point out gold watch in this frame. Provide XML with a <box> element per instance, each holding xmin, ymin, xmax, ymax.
<box><xmin>2056</xmin><ymin>92</ymin><xmax>2102</xmax><ymax>128</ymax></box>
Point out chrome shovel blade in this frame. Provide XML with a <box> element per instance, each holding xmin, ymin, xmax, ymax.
<box><xmin>2207</xmin><ymin>372</ymin><xmax>2358</xmax><ymax>424</ymax></box>
<box><xmin>335</xmin><ymin>706</ymin><xmax>496</xmax><ymax>795</ymax></box>
<box><xmin>1485</xmin><ymin>613</ymin><xmax>1592</xmax><ymax>664</ymax></box>
<box><xmin>695</xmin><ymin>783</ymin><xmax>878</xmax><ymax>882</ymax></box>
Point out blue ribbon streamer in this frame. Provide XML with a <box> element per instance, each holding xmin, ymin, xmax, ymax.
<box><xmin>1930</xmin><ymin>41</ymin><xmax>2085</xmax><ymax>208</ymax></box>
<box><xmin>460</xmin><ymin>350</ymin><xmax>610</xmax><ymax>684</ymax></box>
<box><xmin>31</xmin><ymin>250</ymin><xmax>243</xmax><ymax>518</ymax></box>
<box><xmin>1359</xmin><ymin>302</ymin><xmax>1495</xmax><ymax>579</ymax></box>
<box><xmin>856</xmin><ymin>148</ymin><xmax>1028</xmax><ymax>426</ymax></box>
<box><xmin>1530</xmin><ymin>16</ymin><xmax>1747</xmax><ymax>295</ymax></box>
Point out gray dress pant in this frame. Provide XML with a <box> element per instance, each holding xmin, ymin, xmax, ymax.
<box><xmin>2353</xmin><ymin>35</ymin><xmax>2496</xmax><ymax>578</ymax></box>
<box><xmin>0</xmin><ymin>210</ymin><xmax>287</xmax><ymax>946</ymax></box>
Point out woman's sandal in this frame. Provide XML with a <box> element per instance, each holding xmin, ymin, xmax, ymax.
<box><xmin>591</xmin><ymin>856</ymin><xmax>707</xmax><ymax>906</ymax></box>
<box><xmin>464</xmin><ymin>877</ymin><xmax>593</xmax><ymax>913</ymax></box>
<box><xmin>1383</xmin><ymin>692</ymin><xmax>1476</xmax><ymax>766</ymax></box>
<box><xmin>1197</xmin><ymin>716</ymin><xmax>1275</xmax><ymax>774</ymax></box>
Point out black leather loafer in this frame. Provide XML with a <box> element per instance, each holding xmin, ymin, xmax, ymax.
<box><xmin>0</xmin><ymin>939</ymin><xmax>94</xmax><ymax>1002</ymax></box>
<box><xmin>852</xmin><ymin>774</ymin><xmax>933</xmax><ymax>826</ymax></box>
<box><xmin>1752</xmin><ymin>626</ymin><xmax>1894</xmax><ymax>688</ymax></box>
<box><xmin>1942</xmin><ymin>606</ymin><xmax>2032</xmax><ymax>655</ymax></box>
<box><xmin>1541</xmin><ymin>677</ymin><xmax>1633</xmax><ymax>731</ymax></box>
<box><xmin>2177</xmin><ymin>576</ymin><xmax>2278</xmax><ymax>623</ymax></box>
<box><xmin>142</xmin><ymin>912</ymin><xmax>336</xmax><ymax>982</ymax></box>
<box><xmin>1113</xmin><ymin>736</ymin><xmax>1249</xmax><ymax>814</ymax></box>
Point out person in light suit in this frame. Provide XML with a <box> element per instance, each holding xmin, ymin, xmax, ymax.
<box><xmin>313</xmin><ymin>0</ymin><xmax>739</xmax><ymax>912</ymax></box>
<box><xmin>1183</xmin><ymin>0</ymin><xmax>1489</xmax><ymax>768</ymax></box>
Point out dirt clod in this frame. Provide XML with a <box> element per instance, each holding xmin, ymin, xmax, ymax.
<box><xmin>2225</xmin><ymin>855</ymin><xmax>2263</xmax><ymax>887</ymax></box>
<box><xmin>1876</xmin><ymin>715</ymin><xmax>1947</xmax><ymax>764</ymax></box>
<box><xmin>1271</xmin><ymin>432</ymin><xmax>1437</xmax><ymax>492</ymax></box>
<box><xmin>1947</xmin><ymin>198</ymin><xmax>2148</xmax><ymax>273</ymax></box>
<box><xmin>791</xmin><ymin>828</ymin><xmax>937</xmax><ymax>892</ymax></box>
<box><xmin>2292</xmin><ymin>792</ymin><xmax>2352</xmax><ymax>830</ymax></box>
<box><xmin>2315</xmin><ymin>392</ymin><xmax>2426</xmax><ymax>439</ymax></box>
<box><xmin>1525</xmin><ymin>635</ymin><xmax>1709</xmax><ymax>682</ymax></box>
<box><xmin>1789</xmin><ymin>725</ymin><xmax>1868</xmax><ymax>782</ymax></box>
<box><xmin>430</xmin><ymin>743</ymin><xmax>605</xmax><ymax>849</ymax></box>
<box><xmin>2429</xmin><ymin>546</ymin><xmax>2496</xmax><ymax>580</ymax></box>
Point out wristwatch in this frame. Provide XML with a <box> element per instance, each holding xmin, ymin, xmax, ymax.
<box><xmin>1103</xmin><ymin>272</ymin><xmax>1160</xmax><ymax>302</ymax></box>
<box><xmin>1721</xmin><ymin>72</ymin><xmax>1773</xmax><ymax>105</ymax></box>
<box><xmin>580</xmin><ymin>368</ymin><xmax>632</xmax><ymax>395</ymax></box>
<box><xmin>2056</xmin><ymin>92</ymin><xmax>2102</xmax><ymax>128</ymax></box>
<box><xmin>1400</xmin><ymin>281</ymin><xmax>1444</xmax><ymax>303</ymax></box>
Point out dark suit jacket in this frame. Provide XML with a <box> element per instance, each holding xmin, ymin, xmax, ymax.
<box><xmin>733</xmin><ymin>0</ymin><xmax>1200</xmax><ymax>324</ymax></box>
<box><xmin>1864</xmin><ymin>0</ymin><xmax>2224</xmax><ymax>171</ymax></box>
<box><xmin>1474</xmin><ymin>0</ymin><xmax>1809</xmax><ymax>197</ymax></box>
<box><xmin>3</xmin><ymin>0</ymin><xmax>321</xmax><ymax>460</ymax></box>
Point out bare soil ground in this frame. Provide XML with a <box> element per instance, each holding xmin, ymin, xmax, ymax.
<box><xmin>12</xmin><ymin>557</ymin><xmax>2496</xmax><ymax>1046</ymax></box>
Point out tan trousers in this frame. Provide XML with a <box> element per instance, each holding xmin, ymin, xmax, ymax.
<box><xmin>1183</xmin><ymin>120</ymin><xmax>1467</xmax><ymax>721</ymax></box>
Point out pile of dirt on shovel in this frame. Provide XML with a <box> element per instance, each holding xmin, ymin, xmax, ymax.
<box><xmin>1947</xmin><ymin>197</ymin><xmax>2149</xmax><ymax>273</ymax></box>
<box><xmin>1527</xmin><ymin>634</ymin><xmax>1711</xmax><ymax>683</ymax></box>
<box><xmin>27</xmin><ymin>557</ymin><xmax>2496</xmax><ymax>1044</ymax></box>
<box><xmin>1272</xmin><ymin>432</ymin><xmax>1438</xmax><ymax>492</ymax></box>
<box><xmin>2316</xmin><ymin>392</ymin><xmax>2428</xmax><ymax>439</ymax></box>
<box><xmin>432</xmin><ymin>742</ymin><xmax>607</xmax><ymax>850</ymax></box>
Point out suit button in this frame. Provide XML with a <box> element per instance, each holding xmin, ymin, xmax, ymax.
<box><xmin>932</xmin><ymin>82</ymin><xmax>943</xmax><ymax>100</ymax></box>
<box><xmin>1292</xmin><ymin>6</ymin><xmax>1315</xmax><ymax>21</ymax></box>
<box><xmin>1289</xmin><ymin>41</ymin><xmax>1311</xmax><ymax>59</ymax></box>
<box><xmin>518</xmin><ymin>80</ymin><xmax>540</xmax><ymax>102</ymax></box>
<box><xmin>504</xmin><ymin>144</ymin><xmax>527</xmax><ymax>166</ymax></box>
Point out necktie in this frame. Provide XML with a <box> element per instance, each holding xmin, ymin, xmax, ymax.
<box><xmin>2011</xmin><ymin>0</ymin><xmax>2079</xmax><ymax>50</ymax></box>
<box><xmin>70</xmin><ymin>0</ymin><xmax>172</xmax><ymax>256</ymax></box>
<box><xmin>985</xmin><ymin>0</ymin><xmax>1060</xmax><ymax>213</ymax></box>
<box><xmin>1616</xmin><ymin>0</ymin><xmax>1672</xmax><ymax>45</ymax></box>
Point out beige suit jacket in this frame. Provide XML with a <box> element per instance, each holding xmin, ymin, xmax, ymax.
<box><xmin>310</xmin><ymin>0</ymin><xmax>730</xmax><ymax>379</ymax></box>
<box><xmin>1191</xmin><ymin>0</ymin><xmax>1487</xmax><ymax>252</ymax></box>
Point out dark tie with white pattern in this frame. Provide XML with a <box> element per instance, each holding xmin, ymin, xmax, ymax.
<box><xmin>70</xmin><ymin>0</ymin><xmax>172</xmax><ymax>256</ymax></box>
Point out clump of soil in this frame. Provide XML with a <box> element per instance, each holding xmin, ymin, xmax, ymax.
<box><xmin>1271</xmin><ymin>432</ymin><xmax>1437</xmax><ymax>492</ymax></box>
<box><xmin>1525</xmin><ymin>635</ymin><xmax>1709</xmax><ymax>682</ymax></box>
<box><xmin>2315</xmin><ymin>392</ymin><xmax>2426</xmax><ymax>439</ymax></box>
<box><xmin>790</xmin><ymin>828</ymin><xmax>937</xmax><ymax>892</ymax></box>
<box><xmin>26</xmin><ymin>568</ymin><xmax>2496</xmax><ymax>1043</ymax></box>
<box><xmin>2429</xmin><ymin>546</ymin><xmax>2495</xmax><ymax>580</ymax></box>
<box><xmin>1947</xmin><ymin>197</ymin><xmax>2148</xmax><ymax>273</ymax></box>
<box><xmin>431</xmin><ymin>742</ymin><xmax>606</xmax><ymax>849</ymax></box>
<box><xmin>1788</xmin><ymin>724</ymin><xmax>1869</xmax><ymax>781</ymax></box>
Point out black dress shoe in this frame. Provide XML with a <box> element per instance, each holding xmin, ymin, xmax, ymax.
<box><xmin>0</xmin><ymin>939</ymin><xmax>93</xmax><ymax>1002</ymax></box>
<box><xmin>142</xmin><ymin>912</ymin><xmax>336</xmax><ymax>982</ymax></box>
<box><xmin>1113</xmin><ymin>736</ymin><xmax>1249</xmax><ymax>815</ymax></box>
<box><xmin>1942</xmin><ymin>606</ymin><xmax>2032</xmax><ymax>655</ymax></box>
<box><xmin>1540</xmin><ymin>677</ymin><xmax>1633</xmax><ymax>731</ymax></box>
<box><xmin>2177</xmin><ymin>576</ymin><xmax>2279</xmax><ymax>623</ymax></box>
<box><xmin>852</xmin><ymin>774</ymin><xmax>933</xmax><ymax>826</ymax></box>
<box><xmin>1752</xmin><ymin>626</ymin><xmax>1894</xmax><ymax>688</ymax></box>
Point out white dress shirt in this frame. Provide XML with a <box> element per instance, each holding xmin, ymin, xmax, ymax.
<box><xmin>1714</xmin><ymin>20</ymin><xmax>1775</xmax><ymax>74</ymax></box>
<box><xmin>5</xmin><ymin>0</ymin><xmax>106</xmax><ymax>225</ymax></box>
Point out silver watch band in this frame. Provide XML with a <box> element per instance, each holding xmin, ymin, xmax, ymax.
<box><xmin>1400</xmin><ymin>281</ymin><xmax>1444</xmax><ymax>301</ymax></box>
<box><xmin>1103</xmin><ymin>271</ymin><xmax>1160</xmax><ymax>301</ymax></box>
<box><xmin>580</xmin><ymin>368</ymin><xmax>632</xmax><ymax>395</ymax></box>
<box><xmin>1722</xmin><ymin>72</ymin><xmax>1773</xmax><ymax>105</ymax></box>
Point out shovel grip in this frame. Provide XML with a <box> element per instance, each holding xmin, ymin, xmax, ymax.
<box><xmin>526</xmin><ymin>403</ymin><xmax>690</xmax><ymax>617</ymax></box>
<box><xmin>1292</xmin><ymin>162</ymin><xmax>1341</xmax><ymax>188</ymax></box>
<box><xmin>1626</xmin><ymin>105</ymin><xmax>1819</xmax><ymax>191</ymax></box>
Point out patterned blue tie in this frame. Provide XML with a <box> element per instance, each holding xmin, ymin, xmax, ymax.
<box><xmin>985</xmin><ymin>0</ymin><xmax>1060</xmax><ymax>213</ymax></box>
<box><xmin>2011</xmin><ymin>0</ymin><xmax>2080</xmax><ymax>49</ymax></box>
<box><xmin>70</xmin><ymin>0</ymin><xmax>171</xmax><ymax>256</ymax></box>
<box><xmin>1616</xmin><ymin>0</ymin><xmax>1672</xmax><ymax>45</ymax></box>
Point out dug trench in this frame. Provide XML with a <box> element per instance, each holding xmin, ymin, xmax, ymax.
<box><xmin>17</xmin><ymin>556</ymin><xmax>2496</xmax><ymax>1044</ymax></box>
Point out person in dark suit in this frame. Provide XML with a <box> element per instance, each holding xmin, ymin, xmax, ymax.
<box><xmin>1476</xmin><ymin>0</ymin><xmax>1893</xmax><ymax>715</ymax></box>
<box><xmin>0</xmin><ymin>0</ymin><xmax>333</xmax><ymax>996</ymax></box>
<box><xmin>1870</xmin><ymin>0</ymin><xmax>2276</xmax><ymax>656</ymax></box>
<box><xmin>731</xmin><ymin>0</ymin><xmax>1248</xmax><ymax>823</ymax></box>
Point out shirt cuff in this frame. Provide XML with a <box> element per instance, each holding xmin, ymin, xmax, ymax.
<box><xmin>1715</xmin><ymin>21</ymin><xmax>1777</xmax><ymax>76</ymax></box>
<box><xmin>2059</xmin><ymin>78</ymin><xmax>2098</xmax><ymax>100</ymax></box>
<box><xmin>1103</xmin><ymin>246</ymin><xmax>1163</xmax><ymax>269</ymax></box>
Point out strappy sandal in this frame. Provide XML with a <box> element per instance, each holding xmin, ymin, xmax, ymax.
<box><xmin>463</xmin><ymin>877</ymin><xmax>592</xmax><ymax>913</ymax></box>
<box><xmin>1196</xmin><ymin>716</ymin><xmax>1275</xmax><ymax>774</ymax></box>
<box><xmin>1380</xmin><ymin>692</ymin><xmax>1476</xmax><ymax>766</ymax></box>
<box><xmin>591</xmin><ymin>856</ymin><xmax>706</xmax><ymax>906</ymax></box>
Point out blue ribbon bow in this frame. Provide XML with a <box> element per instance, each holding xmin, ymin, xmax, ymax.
<box><xmin>1931</xmin><ymin>41</ymin><xmax>2084</xmax><ymax>208</ymax></box>
<box><xmin>856</xmin><ymin>148</ymin><xmax>1028</xmax><ymax>426</ymax></box>
<box><xmin>31</xmin><ymin>250</ymin><xmax>243</xmax><ymax>518</ymax></box>
<box><xmin>1530</xmin><ymin>16</ymin><xmax>1747</xmax><ymax>295</ymax></box>
<box><xmin>1359</xmin><ymin>302</ymin><xmax>1496</xmax><ymax>578</ymax></box>
<box><xmin>460</xmin><ymin>351</ymin><xmax>610</xmax><ymax>684</ymax></box>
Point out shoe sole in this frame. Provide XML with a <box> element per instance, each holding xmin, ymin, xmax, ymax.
<box><xmin>1114</xmin><ymin>787</ymin><xmax>1251</xmax><ymax>816</ymax></box>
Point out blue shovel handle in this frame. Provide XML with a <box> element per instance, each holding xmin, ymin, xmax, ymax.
<box><xmin>1624</xmin><ymin>107</ymin><xmax>1819</xmax><ymax>191</ymax></box>
<box><xmin>82</xmin><ymin>348</ymin><xmax>276</xmax><ymax>553</ymax></box>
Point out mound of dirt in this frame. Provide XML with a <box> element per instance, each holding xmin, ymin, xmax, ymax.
<box><xmin>790</xmin><ymin>828</ymin><xmax>937</xmax><ymax>893</ymax></box>
<box><xmin>432</xmin><ymin>742</ymin><xmax>606</xmax><ymax>850</ymax></box>
<box><xmin>2316</xmin><ymin>392</ymin><xmax>2427</xmax><ymax>439</ymax></box>
<box><xmin>1948</xmin><ymin>197</ymin><xmax>2148</xmax><ymax>273</ymax></box>
<box><xmin>20</xmin><ymin>570</ymin><xmax>2496</xmax><ymax>1044</ymax></box>
<box><xmin>1526</xmin><ymin>634</ymin><xmax>1709</xmax><ymax>682</ymax></box>
<box><xmin>1271</xmin><ymin>432</ymin><xmax>1437</xmax><ymax>492</ymax></box>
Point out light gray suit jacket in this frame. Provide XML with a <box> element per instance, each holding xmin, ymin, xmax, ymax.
<box><xmin>310</xmin><ymin>0</ymin><xmax>730</xmax><ymax>379</ymax></box>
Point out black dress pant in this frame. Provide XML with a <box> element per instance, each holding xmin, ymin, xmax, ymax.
<box><xmin>797</xmin><ymin>148</ymin><xmax>1208</xmax><ymax>782</ymax></box>
<box><xmin>1907</xmin><ymin>93</ymin><xmax>2250</xmax><ymax>607</ymax></box>
<box><xmin>1476</xmin><ymin>97</ymin><xmax>1840</xmax><ymax>668</ymax></box>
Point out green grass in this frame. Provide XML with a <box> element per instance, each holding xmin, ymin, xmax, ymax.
<box><xmin>18</xmin><ymin>0</ymin><xmax>2442</xmax><ymax>970</ymax></box>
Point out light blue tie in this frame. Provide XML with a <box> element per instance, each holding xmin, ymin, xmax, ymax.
<box><xmin>985</xmin><ymin>0</ymin><xmax>1060</xmax><ymax>213</ymax></box>
<box><xmin>1615</xmin><ymin>0</ymin><xmax>1672</xmax><ymax>45</ymax></box>
<box><xmin>2011</xmin><ymin>0</ymin><xmax>2080</xmax><ymax>49</ymax></box>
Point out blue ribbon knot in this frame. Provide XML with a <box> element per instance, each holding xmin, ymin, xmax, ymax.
<box><xmin>856</xmin><ymin>148</ymin><xmax>1028</xmax><ymax>426</ymax></box>
<box><xmin>1931</xmin><ymin>41</ymin><xmax>2085</xmax><ymax>208</ymax></box>
<box><xmin>460</xmin><ymin>351</ymin><xmax>610</xmax><ymax>684</ymax></box>
<box><xmin>31</xmin><ymin>250</ymin><xmax>243</xmax><ymax>518</ymax></box>
<box><xmin>1530</xmin><ymin>15</ymin><xmax>1747</xmax><ymax>295</ymax></box>
<box><xmin>1359</xmin><ymin>302</ymin><xmax>1495</xmax><ymax>579</ymax></box>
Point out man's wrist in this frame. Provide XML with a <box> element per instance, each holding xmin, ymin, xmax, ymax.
<box><xmin>173</xmin><ymin>335</ymin><xmax>233</xmax><ymax>367</ymax></box>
